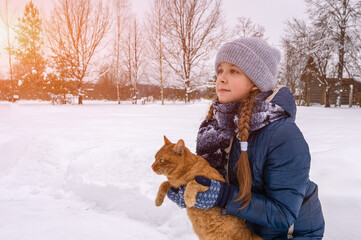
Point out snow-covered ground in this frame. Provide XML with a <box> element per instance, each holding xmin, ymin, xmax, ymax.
<box><xmin>0</xmin><ymin>101</ymin><xmax>360</xmax><ymax>240</ymax></box>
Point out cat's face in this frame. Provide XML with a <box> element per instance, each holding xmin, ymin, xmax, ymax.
<box><xmin>152</xmin><ymin>136</ymin><xmax>185</xmax><ymax>177</ymax></box>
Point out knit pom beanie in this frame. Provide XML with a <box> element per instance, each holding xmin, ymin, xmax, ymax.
<box><xmin>214</xmin><ymin>37</ymin><xmax>281</xmax><ymax>92</ymax></box>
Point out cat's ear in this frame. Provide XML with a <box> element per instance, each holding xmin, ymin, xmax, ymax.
<box><xmin>173</xmin><ymin>139</ymin><xmax>185</xmax><ymax>155</ymax></box>
<box><xmin>164</xmin><ymin>135</ymin><xmax>172</xmax><ymax>145</ymax></box>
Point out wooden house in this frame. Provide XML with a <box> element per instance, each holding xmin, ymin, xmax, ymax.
<box><xmin>301</xmin><ymin>57</ymin><xmax>361</xmax><ymax>106</ymax></box>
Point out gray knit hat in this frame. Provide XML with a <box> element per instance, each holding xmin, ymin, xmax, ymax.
<box><xmin>214</xmin><ymin>37</ymin><xmax>281</xmax><ymax>92</ymax></box>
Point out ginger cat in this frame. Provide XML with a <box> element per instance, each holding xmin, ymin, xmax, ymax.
<box><xmin>152</xmin><ymin>136</ymin><xmax>262</xmax><ymax>240</ymax></box>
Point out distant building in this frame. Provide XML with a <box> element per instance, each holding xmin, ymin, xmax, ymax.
<box><xmin>312</xmin><ymin>78</ymin><xmax>360</xmax><ymax>106</ymax></box>
<box><xmin>302</xmin><ymin>76</ymin><xmax>361</xmax><ymax>107</ymax></box>
<box><xmin>301</xmin><ymin>57</ymin><xmax>361</xmax><ymax>107</ymax></box>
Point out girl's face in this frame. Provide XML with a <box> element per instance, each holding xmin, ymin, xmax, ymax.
<box><xmin>216</xmin><ymin>62</ymin><xmax>258</xmax><ymax>103</ymax></box>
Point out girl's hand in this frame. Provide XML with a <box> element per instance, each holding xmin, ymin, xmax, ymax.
<box><xmin>192</xmin><ymin>176</ymin><xmax>230</xmax><ymax>210</ymax></box>
<box><xmin>167</xmin><ymin>186</ymin><xmax>186</xmax><ymax>208</ymax></box>
<box><xmin>166</xmin><ymin>177</ymin><xmax>230</xmax><ymax>209</ymax></box>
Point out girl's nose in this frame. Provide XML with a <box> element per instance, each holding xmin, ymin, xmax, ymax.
<box><xmin>217</xmin><ymin>73</ymin><xmax>227</xmax><ymax>84</ymax></box>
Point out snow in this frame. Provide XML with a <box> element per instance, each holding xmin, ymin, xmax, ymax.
<box><xmin>0</xmin><ymin>101</ymin><xmax>360</xmax><ymax>240</ymax></box>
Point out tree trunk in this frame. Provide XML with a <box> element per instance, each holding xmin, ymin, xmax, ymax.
<box><xmin>349</xmin><ymin>84</ymin><xmax>353</xmax><ymax>108</ymax></box>
<box><xmin>160</xmin><ymin>51</ymin><xmax>164</xmax><ymax>105</ymax></box>
<box><xmin>78</xmin><ymin>95</ymin><xmax>83</xmax><ymax>105</ymax></box>
<box><xmin>305</xmin><ymin>74</ymin><xmax>310</xmax><ymax>106</ymax></box>
<box><xmin>78</xmin><ymin>81</ymin><xmax>83</xmax><ymax>105</ymax></box>
<box><xmin>325</xmin><ymin>85</ymin><xmax>330</xmax><ymax>108</ymax></box>
<box><xmin>134</xmin><ymin>82</ymin><xmax>138</xmax><ymax>104</ymax></box>
<box><xmin>158</xmin><ymin>1</ymin><xmax>164</xmax><ymax>105</ymax></box>
<box><xmin>336</xmin><ymin>0</ymin><xmax>347</xmax><ymax>107</ymax></box>
<box><xmin>117</xmin><ymin>82</ymin><xmax>120</xmax><ymax>104</ymax></box>
<box><xmin>184</xmin><ymin>77</ymin><xmax>190</xmax><ymax>103</ymax></box>
<box><xmin>116</xmin><ymin>36</ymin><xmax>121</xmax><ymax>105</ymax></box>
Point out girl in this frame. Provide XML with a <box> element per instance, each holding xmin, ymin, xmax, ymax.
<box><xmin>167</xmin><ymin>38</ymin><xmax>325</xmax><ymax>239</ymax></box>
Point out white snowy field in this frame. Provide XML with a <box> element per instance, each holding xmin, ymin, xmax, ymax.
<box><xmin>0</xmin><ymin>100</ymin><xmax>360</xmax><ymax>240</ymax></box>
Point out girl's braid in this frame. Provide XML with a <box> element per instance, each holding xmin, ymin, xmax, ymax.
<box><xmin>238</xmin><ymin>90</ymin><xmax>259</xmax><ymax>141</ymax></box>
<box><xmin>206</xmin><ymin>103</ymin><xmax>214</xmax><ymax>119</ymax></box>
<box><xmin>204</xmin><ymin>91</ymin><xmax>259</xmax><ymax>208</ymax></box>
<box><xmin>236</xmin><ymin>89</ymin><xmax>259</xmax><ymax>208</ymax></box>
<box><xmin>206</xmin><ymin>96</ymin><xmax>218</xmax><ymax>119</ymax></box>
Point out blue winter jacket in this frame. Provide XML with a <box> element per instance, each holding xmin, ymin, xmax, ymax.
<box><xmin>224</xmin><ymin>87</ymin><xmax>325</xmax><ymax>239</ymax></box>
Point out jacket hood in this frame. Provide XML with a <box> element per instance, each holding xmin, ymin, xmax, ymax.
<box><xmin>267</xmin><ymin>86</ymin><xmax>297</xmax><ymax>121</ymax></box>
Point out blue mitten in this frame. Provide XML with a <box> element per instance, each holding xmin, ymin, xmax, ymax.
<box><xmin>193</xmin><ymin>176</ymin><xmax>230</xmax><ymax>209</ymax></box>
<box><xmin>167</xmin><ymin>186</ymin><xmax>186</xmax><ymax>208</ymax></box>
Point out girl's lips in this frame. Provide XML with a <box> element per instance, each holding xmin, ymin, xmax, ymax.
<box><xmin>218</xmin><ymin>89</ymin><xmax>230</xmax><ymax>93</ymax></box>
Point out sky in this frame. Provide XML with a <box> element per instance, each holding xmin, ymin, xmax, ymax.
<box><xmin>0</xmin><ymin>0</ymin><xmax>308</xmax><ymax>78</ymax></box>
<box><xmin>129</xmin><ymin>0</ymin><xmax>308</xmax><ymax>46</ymax></box>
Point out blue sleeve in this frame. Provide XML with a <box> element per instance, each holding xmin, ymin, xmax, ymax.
<box><xmin>223</xmin><ymin>122</ymin><xmax>310</xmax><ymax>229</ymax></box>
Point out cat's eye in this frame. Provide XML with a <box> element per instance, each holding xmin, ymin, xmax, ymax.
<box><xmin>160</xmin><ymin>159</ymin><xmax>164</xmax><ymax>163</ymax></box>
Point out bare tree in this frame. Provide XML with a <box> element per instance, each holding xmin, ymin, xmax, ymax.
<box><xmin>124</xmin><ymin>15</ymin><xmax>144</xmax><ymax>104</ymax></box>
<box><xmin>132</xmin><ymin>18</ymin><xmax>143</xmax><ymax>103</ymax></box>
<box><xmin>279</xmin><ymin>37</ymin><xmax>306</xmax><ymax>103</ymax></box>
<box><xmin>305</xmin><ymin>0</ymin><xmax>361</xmax><ymax>107</ymax></box>
<box><xmin>281</xmin><ymin>18</ymin><xmax>335</xmax><ymax>107</ymax></box>
<box><xmin>45</xmin><ymin>0</ymin><xmax>110</xmax><ymax>104</ymax></box>
<box><xmin>145</xmin><ymin>0</ymin><xmax>167</xmax><ymax>105</ymax></box>
<box><xmin>163</xmin><ymin>0</ymin><xmax>224</xmax><ymax>103</ymax></box>
<box><xmin>0</xmin><ymin>0</ymin><xmax>17</xmax><ymax>102</ymax></box>
<box><xmin>124</xmin><ymin>16</ymin><xmax>133</xmax><ymax>102</ymax></box>
<box><xmin>231</xmin><ymin>17</ymin><xmax>265</xmax><ymax>39</ymax></box>
<box><xmin>305</xmin><ymin>20</ymin><xmax>335</xmax><ymax>107</ymax></box>
<box><xmin>113</xmin><ymin>0</ymin><xmax>130</xmax><ymax>104</ymax></box>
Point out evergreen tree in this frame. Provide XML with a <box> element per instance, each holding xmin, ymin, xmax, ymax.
<box><xmin>14</xmin><ymin>0</ymin><xmax>45</xmax><ymax>99</ymax></box>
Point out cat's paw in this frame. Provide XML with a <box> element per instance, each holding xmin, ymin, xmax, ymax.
<box><xmin>155</xmin><ymin>181</ymin><xmax>171</xmax><ymax>207</ymax></box>
<box><xmin>184</xmin><ymin>191</ymin><xmax>197</xmax><ymax>207</ymax></box>
<box><xmin>155</xmin><ymin>196</ymin><xmax>164</xmax><ymax>206</ymax></box>
<box><xmin>184</xmin><ymin>180</ymin><xmax>209</xmax><ymax>207</ymax></box>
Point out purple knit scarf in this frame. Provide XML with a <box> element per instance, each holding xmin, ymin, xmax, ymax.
<box><xmin>196</xmin><ymin>92</ymin><xmax>287</xmax><ymax>177</ymax></box>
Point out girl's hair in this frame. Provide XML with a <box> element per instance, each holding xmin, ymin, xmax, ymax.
<box><xmin>235</xmin><ymin>89</ymin><xmax>259</xmax><ymax>208</ymax></box>
<box><xmin>206</xmin><ymin>103</ymin><xmax>214</xmax><ymax>120</ymax></box>
<box><xmin>206</xmin><ymin>89</ymin><xmax>259</xmax><ymax>209</ymax></box>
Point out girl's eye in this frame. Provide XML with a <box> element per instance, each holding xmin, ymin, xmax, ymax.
<box><xmin>231</xmin><ymin>69</ymin><xmax>239</xmax><ymax>74</ymax></box>
<box><xmin>217</xmin><ymin>69</ymin><xmax>223</xmax><ymax>75</ymax></box>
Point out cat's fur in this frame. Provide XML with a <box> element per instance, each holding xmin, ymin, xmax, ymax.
<box><xmin>152</xmin><ymin>136</ymin><xmax>262</xmax><ymax>240</ymax></box>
